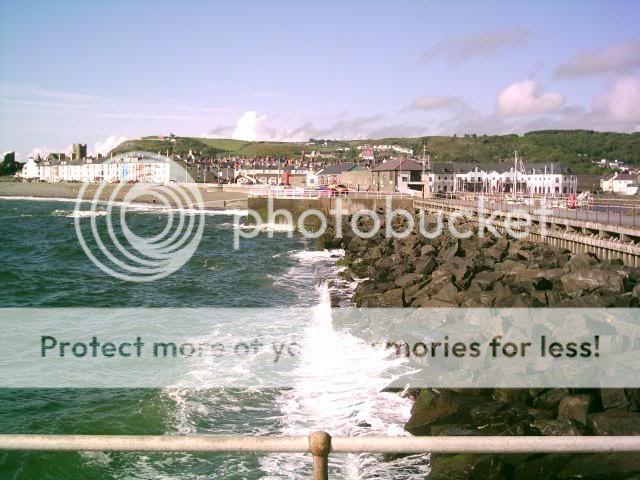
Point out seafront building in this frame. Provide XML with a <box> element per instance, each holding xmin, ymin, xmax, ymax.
<box><xmin>600</xmin><ymin>172</ymin><xmax>639</xmax><ymax>195</ymax></box>
<box><xmin>18</xmin><ymin>148</ymin><xmax>579</xmax><ymax>197</ymax></box>
<box><xmin>21</xmin><ymin>151</ymin><xmax>188</xmax><ymax>184</ymax></box>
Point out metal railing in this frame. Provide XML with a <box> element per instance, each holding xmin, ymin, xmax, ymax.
<box><xmin>1</xmin><ymin>433</ymin><xmax>640</xmax><ymax>479</ymax></box>
<box><xmin>246</xmin><ymin>187</ymin><xmax>419</xmax><ymax>200</ymax></box>
<box><xmin>415</xmin><ymin>194</ymin><xmax>640</xmax><ymax>230</ymax></box>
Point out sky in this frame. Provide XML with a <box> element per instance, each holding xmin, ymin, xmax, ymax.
<box><xmin>1</xmin><ymin>0</ymin><xmax>640</xmax><ymax>159</ymax></box>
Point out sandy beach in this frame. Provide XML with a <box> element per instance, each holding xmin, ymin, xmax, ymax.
<box><xmin>0</xmin><ymin>181</ymin><xmax>248</xmax><ymax>210</ymax></box>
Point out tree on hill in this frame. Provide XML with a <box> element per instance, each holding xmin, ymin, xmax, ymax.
<box><xmin>0</xmin><ymin>152</ymin><xmax>19</xmax><ymax>176</ymax></box>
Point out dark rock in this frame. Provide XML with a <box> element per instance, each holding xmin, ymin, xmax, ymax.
<box><xmin>414</xmin><ymin>256</ymin><xmax>436</xmax><ymax>275</ymax></box>
<box><xmin>561</xmin><ymin>269</ymin><xmax>623</xmax><ymax>294</ymax></box>
<box><xmin>558</xmin><ymin>453</ymin><xmax>640</xmax><ymax>479</ymax></box>
<box><xmin>381</xmin><ymin>288</ymin><xmax>405</xmax><ymax>307</ymax></box>
<box><xmin>394</xmin><ymin>272</ymin><xmax>422</xmax><ymax>288</ymax></box>
<box><xmin>601</xmin><ymin>389</ymin><xmax>640</xmax><ymax>412</ymax></box>
<box><xmin>460</xmin><ymin>290</ymin><xmax>497</xmax><ymax>307</ymax></box>
<box><xmin>567</xmin><ymin>253</ymin><xmax>599</xmax><ymax>271</ymax></box>
<box><xmin>557</xmin><ymin>295</ymin><xmax>606</xmax><ymax>308</ymax></box>
<box><xmin>433</xmin><ymin>282</ymin><xmax>460</xmax><ymax>305</ymax></box>
<box><xmin>471</xmin><ymin>271</ymin><xmax>504</xmax><ymax>290</ymax></box>
<box><xmin>588</xmin><ymin>410</ymin><xmax>640</xmax><ymax>435</ymax></box>
<box><xmin>512</xmin><ymin>454</ymin><xmax>573</xmax><ymax>480</ymax></box>
<box><xmin>405</xmin><ymin>390</ymin><xmax>477</xmax><ymax>436</ymax></box>
<box><xmin>358</xmin><ymin>288</ymin><xmax>405</xmax><ymax>307</ymax></box>
<box><xmin>533</xmin><ymin>389</ymin><xmax>570</xmax><ymax>410</ymax></box>
<box><xmin>429</xmin><ymin>454</ymin><xmax>509</xmax><ymax>480</ymax></box>
<box><xmin>420</xmin><ymin>244</ymin><xmax>436</xmax><ymax>256</ymax></box>
<box><xmin>470</xmin><ymin>401</ymin><xmax>529</xmax><ymax>426</ymax></box>
<box><xmin>494</xmin><ymin>389</ymin><xmax>531</xmax><ymax>405</ymax></box>
<box><xmin>430</xmin><ymin>424</ymin><xmax>480</xmax><ymax>436</ymax></box>
<box><xmin>558</xmin><ymin>394</ymin><xmax>592</xmax><ymax>425</ymax></box>
<box><xmin>532</xmin><ymin>419</ymin><xmax>582</xmax><ymax>436</ymax></box>
<box><xmin>440</xmin><ymin>240</ymin><xmax>461</xmax><ymax>261</ymax></box>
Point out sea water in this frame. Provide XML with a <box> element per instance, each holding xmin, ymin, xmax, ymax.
<box><xmin>0</xmin><ymin>198</ymin><xmax>428</xmax><ymax>479</ymax></box>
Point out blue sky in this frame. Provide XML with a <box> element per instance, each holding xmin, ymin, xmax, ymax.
<box><xmin>1</xmin><ymin>0</ymin><xmax>639</xmax><ymax>158</ymax></box>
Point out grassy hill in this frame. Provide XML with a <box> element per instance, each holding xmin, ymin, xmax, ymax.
<box><xmin>111</xmin><ymin>130</ymin><xmax>640</xmax><ymax>174</ymax></box>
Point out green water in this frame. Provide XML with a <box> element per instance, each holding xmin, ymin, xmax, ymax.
<box><xmin>0</xmin><ymin>199</ymin><xmax>311</xmax><ymax>479</ymax></box>
<box><xmin>0</xmin><ymin>198</ymin><xmax>428</xmax><ymax>479</ymax></box>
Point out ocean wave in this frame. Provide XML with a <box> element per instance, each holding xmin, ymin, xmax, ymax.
<box><xmin>289</xmin><ymin>249</ymin><xmax>345</xmax><ymax>261</ymax></box>
<box><xmin>0</xmin><ymin>195</ymin><xmax>91</xmax><ymax>203</ymax></box>
<box><xmin>52</xmin><ymin>209</ymin><xmax>108</xmax><ymax>218</ymax></box>
<box><xmin>219</xmin><ymin>222</ymin><xmax>296</xmax><ymax>232</ymax></box>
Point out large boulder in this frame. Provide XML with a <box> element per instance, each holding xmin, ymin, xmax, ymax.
<box><xmin>587</xmin><ymin>410</ymin><xmax>640</xmax><ymax>435</ymax></box>
<box><xmin>560</xmin><ymin>269</ymin><xmax>623</xmax><ymax>294</ymax></box>
<box><xmin>414</xmin><ymin>257</ymin><xmax>436</xmax><ymax>275</ymax></box>
<box><xmin>432</xmin><ymin>282</ymin><xmax>460</xmax><ymax>305</ymax></box>
<box><xmin>358</xmin><ymin>288</ymin><xmax>405</xmax><ymax>307</ymax></box>
<box><xmin>558</xmin><ymin>394</ymin><xmax>592</xmax><ymax>425</ymax></box>
<box><xmin>567</xmin><ymin>252</ymin><xmax>599</xmax><ymax>272</ymax></box>
<box><xmin>533</xmin><ymin>389</ymin><xmax>570</xmax><ymax>411</ymax></box>
<box><xmin>557</xmin><ymin>453</ymin><xmax>640</xmax><ymax>479</ymax></box>
<box><xmin>470</xmin><ymin>271</ymin><xmax>504</xmax><ymax>291</ymax></box>
<box><xmin>440</xmin><ymin>240</ymin><xmax>461</xmax><ymax>261</ymax></box>
<box><xmin>394</xmin><ymin>272</ymin><xmax>422</xmax><ymax>288</ymax></box>
<box><xmin>600</xmin><ymin>389</ymin><xmax>640</xmax><ymax>412</ymax></box>
<box><xmin>429</xmin><ymin>454</ymin><xmax>510</xmax><ymax>480</ymax></box>
<box><xmin>405</xmin><ymin>390</ymin><xmax>478</xmax><ymax>436</ymax></box>
<box><xmin>531</xmin><ymin>419</ymin><xmax>582</xmax><ymax>436</ymax></box>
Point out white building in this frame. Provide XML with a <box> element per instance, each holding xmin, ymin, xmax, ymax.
<box><xmin>523</xmin><ymin>163</ymin><xmax>577</xmax><ymax>196</ymax></box>
<box><xmin>20</xmin><ymin>157</ymin><xmax>41</xmax><ymax>180</ymax></box>
<box><xmin>600</xmin><ymin>173</ymin><xmax>639</xmax><ymax>195</ymax></box>
<box><xmin>28</xmin><ymin>151</ymin><xmax>189</xmax><ymax>184</ymax></box>
<box><xmin>421</xmin><ymin>162</ymin><xmax>577</xmax><ymax>197</ymax></box>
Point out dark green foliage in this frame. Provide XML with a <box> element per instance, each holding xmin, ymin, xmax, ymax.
<box><xmin>0</xmin><ymin>152</ymin><xmax>19</xmax><ymax>176</ymax></box>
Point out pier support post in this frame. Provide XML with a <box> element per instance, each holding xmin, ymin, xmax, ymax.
<box><xmin>309</xmin><ymin>431</ymin><xmax>331</xmax><ymax>480</ymax></box>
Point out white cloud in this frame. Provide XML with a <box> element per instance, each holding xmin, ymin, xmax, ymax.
<box><xmin>593</xmin><ymin>76</ymin><xmax>640</xmax><ymax>123</ymax></box>
<box><xmin>555</xmin><ymin>40</ymin><xmax>640</xmax><ymax>78</ymax></box>
<box><xmin>232</xmin><ymin>111</ymin><xmax>268</xmax><ymax>141</ymax></box>
<box><xmin>421</xmin><ymin>27</ymin><xmax>529</xmax><ymax>63</ymax></box>
<box><xmin>496</xmin><ymin>80</ymin><xmax>565</xmax><ymax>116</ymax></box>
<box><xmin>93</xmin><ymin>135</ymin><xmax>128</xmax><ymax>156</ymax></box>
<box><xmin>405</xmin><ymin>96</ymin><xmax>461</xmax><ymax>111</ymax></box>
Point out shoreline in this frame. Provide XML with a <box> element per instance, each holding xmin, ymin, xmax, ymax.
<box><xmin>0</xmin><ymin>181</ymin><xmax>248</xmax><ymax>210</ymax></box>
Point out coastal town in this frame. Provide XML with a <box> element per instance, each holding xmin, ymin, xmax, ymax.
<box><xmin>5</xmin><ymin>138</ymin><xmax>640</xmax><ymax>199</ymax></box>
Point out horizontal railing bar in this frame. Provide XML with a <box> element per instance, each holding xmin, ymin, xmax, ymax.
<box><xmin>330</xmin><ymin>436</ymin><xmax>640</xmax><ymax>453</ymax></box>
<box><xmin>0</xmin><ymin>435</ymin><xmax>639</xmax><ymax>454</ymax></box>
<box><xmin>0</xmin><ymin>435</ymin><xmax>309</xmax><ymax>453</ymax></box>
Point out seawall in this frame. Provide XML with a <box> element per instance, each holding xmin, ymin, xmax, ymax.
<box><xmin>0</xmin><ymin>181</ymin><xmax>248</xmax><ymax>210</ymax></box>
<box><xmin>247</xmin><ymin>196</ymin><xmax>414</xmax><ymax>228</ymax></box>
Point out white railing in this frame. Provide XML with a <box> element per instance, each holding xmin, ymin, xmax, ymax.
<box><xmin>1</xmin><ymin>433</ymin><xmax>639</xmax><ymax>479</ymax></box>
<box><xmin>247</xmin><ymin>187</ymin><xmax>419</xmax><ymax>200</ymax></box>
<box><xmin>415</xmin><ymin>195</ymin><xmax>640</xmax><ymax>229</ymax></box>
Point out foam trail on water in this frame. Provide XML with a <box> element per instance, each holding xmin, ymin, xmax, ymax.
<box><xmin>261</xmin><ymin>256</ymin><xmax>429</xmax><ymax>479</ymax></box>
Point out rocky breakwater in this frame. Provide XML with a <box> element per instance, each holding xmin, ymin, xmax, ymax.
<box><xmin>318</xmin><ymin>210</ymin><xmax>640</xmax><ymax>479</ymax></box>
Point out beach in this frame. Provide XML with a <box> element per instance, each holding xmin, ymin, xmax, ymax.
<box><xmin>0</xmin><ymin>181</ymin><xmax>248</xmax><ymax>210</ymax></box>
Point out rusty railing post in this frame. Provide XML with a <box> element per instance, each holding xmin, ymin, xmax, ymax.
<box><xmin>309</xmin><ymin>431</ymin><xmax>331</xmax><ymax>480</ymax></box>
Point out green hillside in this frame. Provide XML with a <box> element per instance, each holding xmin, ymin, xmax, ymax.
<box><xmin>110</xmin><ymin>130</ymin><xmax>640</xmax><ymax>174</ymax></box>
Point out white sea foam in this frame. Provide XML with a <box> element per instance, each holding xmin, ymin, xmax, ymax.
<box><xmin>232</xmin><ymin>222</ymin><xmax>296</xmax><ymax>232</ymax></box>
<box><xmin>261</xmin><ymin>252</ymin><xmax>429</xmax><ymax>479</ymax></box>
<box><xmin>0</xmin><ymin>195</ymin><xmax>90</xmax><ymax>203</ymax></box>
<box><xmin>52</xmin><ymin>209</ymin><xmax>108</xmax><ymax>218</ymax></box>
<box><xmin>289</xmin><ymin>249</ymin><xmax>345</xmax><ymax>261</ymax></box>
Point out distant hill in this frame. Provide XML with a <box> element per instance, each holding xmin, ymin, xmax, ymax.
<box><xmin>111</xmin><ymin>130</ymin><xmax>640</xmax><ymax>174</ymax></box>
